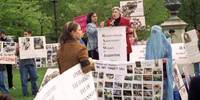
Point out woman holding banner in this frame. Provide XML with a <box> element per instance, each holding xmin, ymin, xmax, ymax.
<box><xmin>57</xmin><ymin>21</ymin><xmax>93</xmax><ymax>74</ymax></box>
<box><xmin>145</xmin><ymin>25</ymin><xmax>173</xmax><ymax>100</ymax></box>
<box><xmin>86</xmin><ymin>12</ymin><xmax>99</xmax><ymax>59</ymax></box>
<box><xmin>100</xmin><ymin>7</ymin><xmax>133</xmax><ymax>61</ymax></box>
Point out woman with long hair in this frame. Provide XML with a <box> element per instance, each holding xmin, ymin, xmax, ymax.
<box><xmin>57</xmin><ymin>21</ymin><xmax>93</xmax><ymax>74</ymax></box>
<box><xmin>86</xmin><ymin>12</ymin><xmax>99</xmax><ymax>59</ymax></box>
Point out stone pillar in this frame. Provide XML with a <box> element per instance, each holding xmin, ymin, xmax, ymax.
<box><xmin>161</xmin><ymin>19</ymin><xmax>188</xmax><ymax>43</ymax></box>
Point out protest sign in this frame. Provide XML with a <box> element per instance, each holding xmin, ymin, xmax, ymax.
<box><xmin>182</xmin><ymin>30</ymin><xmax>200</xmax><ymax>63</ymax></box>
<box><xmin>39</xmin><ymin>68</ymin><xmax>59</xmax><ymax>91</ymax></box>
<box><xmin>120</xmin><ymin>0</ymin><xmax>144</xmax><ymax>17</ymax></box>
<box><xmin>0</xmin><ymin>41</ymin><xmax>16</xmax><ymax>64</ymax></box>
<box><xmin>46</xmin><ymin>43</ymin><xmax>59</xmax><ymax>67</ymax></box>
<box><xmin>130</xmin><ymin>43</ymin><xmax>190</xmax><ymax>64</ymax></box>
<box><xmin>173</xmin><ymin>62</ymin><xmax>188</xmax><ymax>100</ymax></box>
<box><xmin>98</xmin><ymin>27</ymin><xmax>127</xmax><ymax>61</ymax></box>
<box><xmin>73</xmin><ymin>14</ymin><xmax>88</xmax><ymax>33</ymax></box>
<box><xmin>93</xmin><ymin>60</ymin><xmax>163</xmax><ymax>100</ymax></box>
<box><xmin>35</xmin><ymin>64</ymin><xmax>97</xmax><ymax>100</ymax></box>
<box><xmin>19</xmin><ymin>36</ymin><xmax>47</xmax><ymax>59</ymax></box>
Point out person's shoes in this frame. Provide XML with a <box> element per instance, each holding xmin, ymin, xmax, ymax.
<box><xmin>24</xmin><ymin>94</ymin><xmax>29</xmax><ymax>97</ymax></box>
<box><xmin>28</xmin><ymin>78</ymin><xmax>31</xmax><ymax>82</ymax></box>
<box><xmin>9</xmin><ymin>86</ymin><xmax>15</xmax><ymax>89</ymax></box>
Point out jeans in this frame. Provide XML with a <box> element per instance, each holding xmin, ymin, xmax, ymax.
<box><xmin>0</xmin><ymin>71</ymin><xmax>9</xmax><ymax>94</ymax></box>
<box><xmin>19</xmin><ymin>65</ymin><xmax>38</xmax><ymax>95</ymax></box>
<box><xmin>194</xmin><ymin>62</ymin><xmax>200</xmax><ymax>76</ymax></box>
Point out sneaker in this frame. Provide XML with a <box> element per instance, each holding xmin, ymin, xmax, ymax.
<box><xmin>9</xmin><ymin>86</ymin><xmax>15</xmax><ymax>90</ymax></box>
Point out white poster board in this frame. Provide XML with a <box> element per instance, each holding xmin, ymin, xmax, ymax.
<box><xmin>120</xmin><ymin>0</ymin><xmax>144</xmax><ymax>17</ymax></box>
<box><xmin>98</xmin><ymin>27</ymin><xmax>127</xmax><ymax>61</ymax></box>
<box><xmin>93</xmin><ymin>60</ymin><xmax>163</xmax><ymax>100</ymax></box>
<box><xmin>35</xmin><ymin>64</ymin><xmax>97</xmax><ymax>100</ymax></box>
<box><xmin>182</xmin><ymin>30</ymin><xmax>200</xmax><ymax>63</ymax></box>
<box><xmin>173</xmin><ymin>62</ymin><xmax>188</xmax><ymax>100</ymax></box>
<box><xmin>0</xmin><ymin>42</ymin><xmax>16</xmax><ymax>64</ymax></box>
<box><xmin>19</xmin><ymin>36</ymin><xmax>47</xmax><ymax>59</ymax></box>
<box><xmin>39</xmin><ymin>68</ymin><xmax>59</xmax><ymax>91</ymax></box>
<box><xmin>130</xmin><ymin>43</ymin><xmax>190</xmax><ymax>64</ymax></box>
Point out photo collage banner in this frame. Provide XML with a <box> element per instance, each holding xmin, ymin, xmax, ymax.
<box><xmin>0</xmin><ymin>41</ymin><xmax>16</xmax><ymax>64</ymax></box>
<box><xmin>19</xmin><ymin>36</ymin><xmax>47</xmax><ymax>59</ymax></box>
<box><xmin>120</xmin><ymin>0</ymin><xmax>146</xmax><ymax>30</ymax></box>
<box><xmin>92</xmin><ymin>60</ymin><xmax>163</xmax><ymax>100</ymax></box>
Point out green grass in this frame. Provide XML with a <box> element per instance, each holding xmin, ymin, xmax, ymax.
<box><xmin>8</xmin><ymin>67</ymin><xmax>48</xmax><ymax>100</ymax></box>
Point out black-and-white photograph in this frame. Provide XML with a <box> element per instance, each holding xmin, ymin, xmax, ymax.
<box><xmin>98</xmin><ymin>89</ymin><xmax>103</xmax><ymax>98</ymax></box>
<box><xmin>144</xmin><ymin>68</ymin><xmax>152</xmax><ymax>74</ymax></box>
<box><xmin>21</xmin><ymin>37</ymin><xmax>30</xmax><ymax>50</ymax></box>
<box><xmin>98</xmin><ymin>81</ymin><xmax>104</xmax><ymax>88</ymax></box>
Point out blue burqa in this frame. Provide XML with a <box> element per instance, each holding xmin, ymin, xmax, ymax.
<box><xmin>145</xmin><ymin>25</ymin><xmax>173</xmax><ymax>100</ymax></box>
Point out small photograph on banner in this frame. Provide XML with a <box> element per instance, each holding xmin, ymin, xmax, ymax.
<box><xmin>120</xmin><ymin>0</ymin><xmax>144</xmax><ymax>17</ymax></box>
<box><xmin>34</xmin><ymin>37</ymin><xmax>44</xmax><ymax>49</ymax></box>
<box><xmin>93</xmin><ymin>60</ymin><xmax>163</xmax><ymax>100</ymax></box>
<box><xmin>21</xmin><ymin>37</ymin><xmax>31</xmax><ymax>50</ymax></box>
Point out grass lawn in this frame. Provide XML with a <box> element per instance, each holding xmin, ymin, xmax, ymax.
<box><xmin>8</xmin><ymin>67</ymin><xmax>48</xmax><ymax>100</ymax></box>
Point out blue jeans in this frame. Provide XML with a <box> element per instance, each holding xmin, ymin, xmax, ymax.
<box><xmin>0</xmin><ymin>70</ymin><xmax>9</xmax><ymax>94</ymax></box>
<box><xmin>194</xmin><ymin>62</ymin><xmax>200</xmax><ymax>76</ymax></box>
<box><xmin>19</xmin><ymin>65</ymin><xmax>38</xmax><ymax>95</ymax></box>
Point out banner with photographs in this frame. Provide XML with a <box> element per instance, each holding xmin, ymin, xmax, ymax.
<box><xmin>92</xmin><ymin>60</ymin><xmax>163</xmax><ymax>100</ymax></box>
<box><xmin>182</xmin><ymin>30</ymin><xmax>200</xmax><ymax>63</ymax></box>
<box><xmin>120</xmin><ymin>0</ymin><xmax>146</xmax><ymax>30</ymax></box>
<box><xmin>130</xmin><ymin>43</ymin><xmax>190</xmax><ymax>64</ymax></box>
<box><xmin>173</xmin><ymin>62</ymin><xmax>188</xmax><ymax>100</ymax></box>
<box><xmin>35</xmin><ymin>64</ymin><xmax>97</xmax><ymax>100</ymax></box>
<box><xmin>0</xmin><ymin>41</ymin><xmax>16</xmax><ymax>64</ymax></box>
<box><xmin>73</xmin><ymin>14</ymin><xmax>88</xmax><ymax>33</ymax></box>
<box><xmin>98</xmin><ymin>27</ymin><xmax>127</xmax><ymax>61</ymax></box>
<box><xmin>46</xmin><ymin>43</ymin><xmax>59</xmax><ymax>67</ymax></box>
<box><xmin>19</xmin><ymin>36</ymin><xmax>47</xmax><ymax>59</ymax></box>
<box><xmin>39</xmin><ymin>68</ymin><xmax>59</xmax><ymax>91</ymax></box>
<box><xmin>120</xmin><ymin>0</ymin><xmax>144</xmax><ymax>17</ymax></box>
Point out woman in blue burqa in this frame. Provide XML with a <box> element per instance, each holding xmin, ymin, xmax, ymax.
<box><xmin>145</xmin><ymin>25</ymin><xmax>173</xmax><ymax>100</ymax></box>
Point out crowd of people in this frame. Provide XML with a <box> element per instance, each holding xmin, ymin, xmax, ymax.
<box><xmin>0</xmin><ymin>6</ymin><xmax>199</xmax><ymax>100</ymax></box>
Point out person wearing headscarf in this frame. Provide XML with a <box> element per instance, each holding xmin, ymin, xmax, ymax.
<box><xmin>145</xmin><ymin>25</ymin><xmax>173</xmax><ymax>100</ymax></box>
